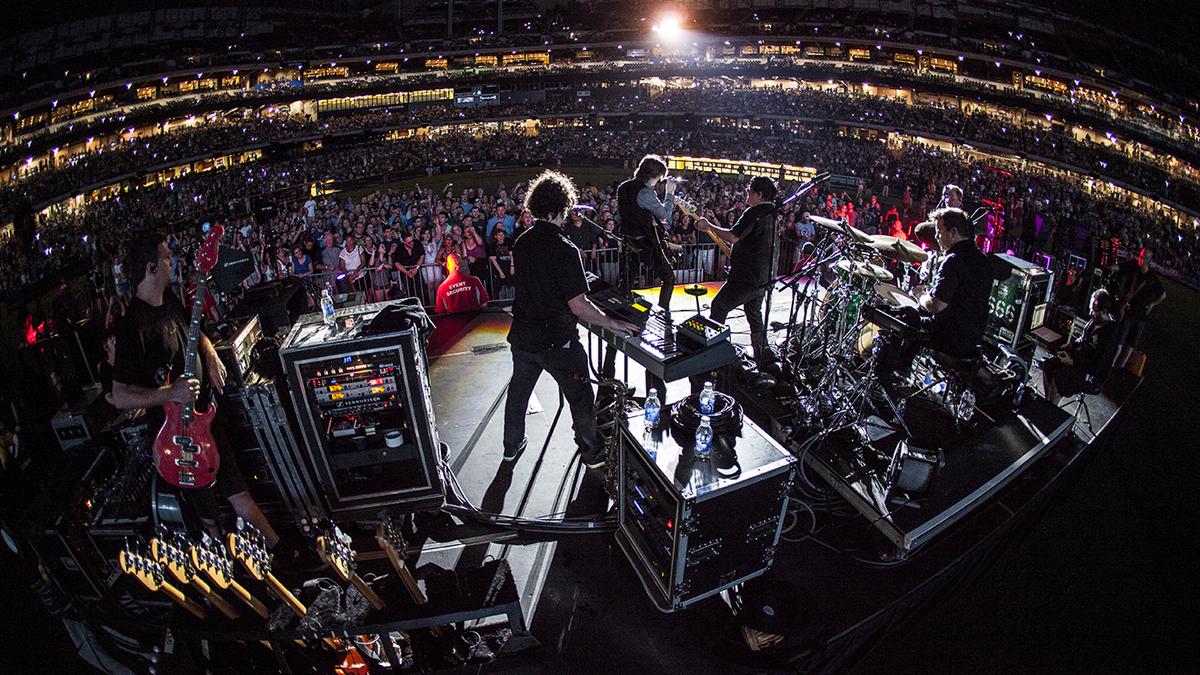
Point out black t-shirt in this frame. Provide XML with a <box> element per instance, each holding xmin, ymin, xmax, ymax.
<box><xmin>1117</xmin><ymin>261</ymin><xmax>1165</xmax><ymax>321</ymax></box>
<box><xmin>564</xmin><ymin>222</ymin><xmax>595</xmax><ymax>251</ymax></box>
<box><xmin>927</xmin><ymin>240</ymin><xmax>993</xmax><ymax>356</ymax></box>
<box><xmin>508</xmin><ymin>221</ymin><xmax>589</xmax><ymax>352</ymax></box>
<box><xmin>391</xmin><ymin>242</ymin><xmax>424</xmax><ymax>268</ymax></box>
<box><xmin>728</xmin><ymin>203</ymin><xmax>777</xmax><ymax>285</ymax></box>
<box><xmin>112</xmin><ymin>294</ymin><xmax>208</xmax><ymax>421</ymax></box>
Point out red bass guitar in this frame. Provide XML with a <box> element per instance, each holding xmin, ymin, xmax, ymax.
<box><xmin>154</xmin><ymin>225</ymin><xmax>224</xmax><ymax>488</ymax></box>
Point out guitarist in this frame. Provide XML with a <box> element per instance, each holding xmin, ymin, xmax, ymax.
<box><xmin>110</xmin><ymin>234</ymin><xmax>282</xmax><ymax>551</ymax></box>
<box><xmin>1111</xmin><ymin>247</ymin><xmax>1166</xmax><ymax>371</ymax></box>
<box><xmin>694</xmin><ymin>176</ymin><xmax>780</xmax><ymax>367</ymax></box>
<box><xmin>616</xmin><ymin>154</ymin><xmax>678</xmax><ymax>311</ymax></box>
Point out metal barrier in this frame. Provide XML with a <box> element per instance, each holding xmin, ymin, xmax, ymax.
<box><xmin>243</xmin><ymin>242</ymin><xmax>732</xmax><ymax>313</ymax></box>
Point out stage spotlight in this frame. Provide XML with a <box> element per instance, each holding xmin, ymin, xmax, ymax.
<box><xmin>652</xmin><ymin>14</ymin><xmax>683</xmax><ymax>41</ymax></box>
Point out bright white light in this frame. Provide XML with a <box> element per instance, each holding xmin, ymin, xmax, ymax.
<box><xmin>652</xmin><ymin>14</ymin><xmax>683</xmax><ymax>41</ymax></box>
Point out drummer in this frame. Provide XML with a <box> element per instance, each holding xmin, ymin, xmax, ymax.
<box><xmin>875</xmin><ymin>207</ymin><xmax>992</xmax><ymax>389</ymax></box>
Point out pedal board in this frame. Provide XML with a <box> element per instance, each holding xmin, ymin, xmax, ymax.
<box><xmin>677</xmin><ymin>314</ymin><xmax>730</xmax><ymax>347</ymax></box>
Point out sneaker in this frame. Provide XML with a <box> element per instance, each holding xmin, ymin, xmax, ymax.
<box><xmin>582</xmin><ymin>451</ymin><xmax>608</xmax><ymax>470</ymax></box>
<box><xmin>503</xmin><ymin>437</ymin><xmax>527</xmax><ymax>463</ymax></box>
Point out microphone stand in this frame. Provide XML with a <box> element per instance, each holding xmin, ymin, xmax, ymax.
<box><xmin>763</xmin><ymin>173</ymin><xmax>830</xmax><ymax>338</ymax></box>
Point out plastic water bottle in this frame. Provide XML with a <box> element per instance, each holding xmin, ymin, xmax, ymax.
<box><xmin>694</xmin><ymin>415</ymin><xmax>713</xmax><ymax>461</ymax></box>
<box><xmin>320</xmin><ymin>286</ymin><xmax>336</xmax><ymax>328</ymax></box>
<box><xmin>699</xmin><ymin>381</ymin><xmax>716</xmax><ymax>415</ymax></box>
<box><xmin>644</xmin><ymin>388</ymin><xmax>661</xmax><ymax>431</ymax></box>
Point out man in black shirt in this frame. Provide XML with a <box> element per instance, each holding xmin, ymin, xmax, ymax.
<box><xmin>504</xmin><ymin>171</ymin><xmax>639</xmax><ymax>466</ymax></box>
<box><xmin>1112</xmin><ymin>248</ymin><xmax>1166</xmax><ymax>370</ymax></box>
<box><xmin>695</xmin><ymin>176</ymin><xmax>779</xmax><ymax>365</ymax></box>
<box><xmin>876</xmin><ymin>207</ymin><xmax>993</xmax><ymax>386</ymax></box>
<box><xmin>392</xmin><ymin>229</ymin><xmax>424</xmax><ymax>295</ymax></box>
<box><xmin>110</xmin><ymin>234</ymin><xmax>281</xmax><ymax>548</ymax></box>
<box><xmin>616</xmin><ymin>155</ymin><xmax>677</xmax><ymax>309</ymax></box>
<box><xmin>919</xmin><ymin>207</ymin><xmax>993</xmax><ymax>357</ymax></box>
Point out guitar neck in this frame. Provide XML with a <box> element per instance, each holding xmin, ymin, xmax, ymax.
<box><xmin>349</xmin><ymin>572</ymin><xmax>387</xmax><ymax>611</ymax></box>
<box><xmin>381</xmin><ymin>544</ymin><xmax>427</xmax><ymax>605</ymax></box>
<box><xmin>159</xmin><ymin>580</ymin><xmax>208</xmax><ymax>620</ymax></box>
<box><xmin>226</xmin><ymin>578</ymin><xmax>271</xmax><ymax>619</ymax></box>
<box><xmin>181</xmin><ymin>276</ymin><xmax>208</xmax><ymax>420</ymax></box>
<box><xmin>265</xmin><ymin>572</ymin><xmax>308</xmax><ymax>617</ymax></box>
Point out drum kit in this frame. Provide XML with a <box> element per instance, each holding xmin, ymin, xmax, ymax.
<box><xmin>776</xmin><ymin>214</ymin><xmax>933</xmax><ymax>434</ymax></box>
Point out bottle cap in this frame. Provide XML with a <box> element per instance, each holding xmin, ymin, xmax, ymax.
<box><xmin>704</xmin><ymin>381</ymin><xmax>713</xmax><ymax>387</ymax></box>
<box><xmin>648</xmin><ymin>388</ymin><xmax>657</xmax><ymax>395</ymax></box>
<box><xmin>700</xmin><ymin>415</ymin><xmax>710</xmax><ymax>423</ymax></box>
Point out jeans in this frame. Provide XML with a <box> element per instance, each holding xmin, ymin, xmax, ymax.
<box><xmin>503</xmin><ymin>340</ymin><xmax>601</xmax><ymax>461</ymax></box>
<box><xmin>621</xmin><ymin>243</ymin><xmax>675</xmax><ymax>309</ymax></box>
<box><xmin>710</xmin><ymin>278</ymin><xmax>767</xmax><ymax>362</ymax></box>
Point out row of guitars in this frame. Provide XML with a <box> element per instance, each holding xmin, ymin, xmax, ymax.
<box><xmin>118</xmin><ymin>513</ymin><xmax>431</xmax><ymax>629</ymax></box>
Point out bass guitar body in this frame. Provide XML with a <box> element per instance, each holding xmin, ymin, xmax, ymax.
<box><xmin>155</xmin><ymin>399</ymin><xmax>219</xmax><ymax>488</ymax></box>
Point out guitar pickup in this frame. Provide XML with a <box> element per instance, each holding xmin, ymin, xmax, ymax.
<box><xmin>177</xmin><ymin>472</ymin><xmax>196</xmax><ymax>486</ymax></box>
<box><xmin>175</xmin><ymin>459</ymin><xmax>199</xmax><ymax>468</ymax></box>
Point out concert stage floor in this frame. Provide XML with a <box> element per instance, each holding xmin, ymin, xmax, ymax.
<box><xmin>416</xmin><ymin>281</ymin><xmax>1135</xmax><ymax>673</ymax></box>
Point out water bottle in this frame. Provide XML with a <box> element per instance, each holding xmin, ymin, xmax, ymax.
<box><xmin>644</xmin><ymin>388</ymin><xmax>661</xmax><ymax>431</ymax></box>
<box><xmin>1013</xmin><ymin>383</ymin><xmax>1025</xmax><ymax>409</ymax></box>
<box><xmin>694</xmin><ymin>415</ymin><xmax>713</xmax><ymax>461</ymax></box>
<box><xmin>699</xmin><ymin>381</ymin><xmax>716</xmax><ymax>415</ymax></box>
<box><xmin>320</xmin><ymin>286</ymin><xmax>336</xmax><ymax>327</ymax></box>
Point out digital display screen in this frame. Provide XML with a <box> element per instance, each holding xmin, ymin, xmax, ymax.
<box><xmin>300</xmin><ymin>353</ymin><xmax>403</xmax><ymax>415</ymax></box>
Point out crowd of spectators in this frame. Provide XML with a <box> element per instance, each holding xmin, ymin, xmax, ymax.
<box><xmin>3</xmin><ymin>115</ymin><xmax>1197</xmax><ymax>310</ymax></box>
<box><xmin>5</xmin><ymin>79</ymin><xmax>1200</xmax><ymax>228</ymax></box>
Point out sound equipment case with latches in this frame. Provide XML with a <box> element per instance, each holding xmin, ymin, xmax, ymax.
<box><xmin>278</xmin><ymin>301</ymin><xmax>444</xmax><ymax>519</ymax></box>
<box><xmin>616</xmin><ymin>410</ymin><xmax>796</xmax><ymax>612</ymax></box>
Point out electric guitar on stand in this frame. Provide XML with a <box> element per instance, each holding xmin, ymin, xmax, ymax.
<box><xmin>376</xmin><ymin>513</ymin><xmax>443</xmax><ymax>637</ymax></box>
<box><xmin>315</xmin><ymin>523</ymin><xmax>386</xmax><ymax>611</ymax></box>
<box><xmin>191</xmin><ymin>532</ymin><xmax>271</xmax><ymax>619</ymax></box>
<box><xmin>150</xmin><ymin>528</ymin><xmax>239</xmax><ymax>620</ymax></box>
<box><xmin>119</xmin><ymin>541</ymin><xmax>207</xmax><ymax>620</ymax></box>
<box><xmin>153</xmin><ymin>224</ymin><xmax>224</xmax><ymax>488</ymax></box>
<box><xmin>227</xmin><ymin>518</ymin><xmax>308</xmax><ymax>618</ymax></box>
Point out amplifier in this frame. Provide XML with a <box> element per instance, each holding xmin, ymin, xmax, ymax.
<box><xmin>986</xmin><ymin>254</ymin><xmax>1053</xmax><ymax>349</ymax></box>
<box><xmin>230</xmin><ymin>277</ymin><xmax>310</xmax><ymax>336</ymax></box>
<box><xmin>50</xmin><ymin>385</ymin><xmax>103</xmax><ymax>451</ymax></box>
<box><xmin>279</xmin><ymin>301</ymin><xmax>444</xmax><ymax>519</ymax></box>
<box><xmin>215</xmin><ymin>315</ymin><xmax>262</xmax><ymax>392</ymax></box>
<box><xmin>616</xmin><ymin>409</ymin><xmax>795</xmax><ymax>612</ymax></box>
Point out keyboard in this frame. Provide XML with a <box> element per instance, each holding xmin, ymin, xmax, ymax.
<box><xmin>586</xmin><ymin>284</ymin><xmax>737</xmax><ymax>382</ymax></box>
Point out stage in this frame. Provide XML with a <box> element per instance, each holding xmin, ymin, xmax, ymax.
<box><xmin>405</xmin><ymin>279</ymin><xmax>1136</xmax><ymax>672</ymax></box>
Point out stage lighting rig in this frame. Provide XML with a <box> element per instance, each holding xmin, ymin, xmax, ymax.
<box><xmin>652</xmin><ymin>13</ymin><xmax>684</xmax><ymax>42</ymax></box>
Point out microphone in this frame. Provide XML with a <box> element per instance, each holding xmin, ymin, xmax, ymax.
<box><xmin>664</xmin><ymin>176</ymin><xmax>688</xmax><ymax>183</ymax></box>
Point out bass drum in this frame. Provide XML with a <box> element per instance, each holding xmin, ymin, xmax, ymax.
<box><xmin>857</xmin><ymin>322</ymin><xmax>880</xmax><ymax>358</ymax></box>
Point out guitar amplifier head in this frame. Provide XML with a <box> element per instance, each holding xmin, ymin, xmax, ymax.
<box><xmin>216</xmin><ymin>315</ymin><xmax>262</xmax><ymax>390</ymax></box>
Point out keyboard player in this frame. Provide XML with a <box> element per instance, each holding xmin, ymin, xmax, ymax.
<box><xmin>504</xmin><ymin>170</ymin><xmax>639</xmax><ymax>466</ymax></box>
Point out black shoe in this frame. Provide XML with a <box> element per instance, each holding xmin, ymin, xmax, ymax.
<box><xmin>582</xmin><ymin>451</ymin><xmax>608</xmax><ymax>470</ymax></box>
<box><xmin>503</xmin><ymin>437</ymin><xmax>527</xmax><ymax>463</ymax></box>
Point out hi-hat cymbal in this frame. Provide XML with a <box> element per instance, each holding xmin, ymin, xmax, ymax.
<box><xmin>834</xmin><ymin>259</ymin><xmax>894</xmax><ymax>281</ymax></box>
<box><xmin>810</xmin><ymin>215</ymin><xmax>872</xmax><ymax>243</ymax></box>
<box><xmin>868</xmin><ymin>235</ymin><xmax>930</xmax><ymax>264</ymax></box>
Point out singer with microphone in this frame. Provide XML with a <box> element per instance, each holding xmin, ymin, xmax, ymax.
<box><xmin>694</xmin><ymin>176</ymin><xmax>780</xmax><ymax>366</ymax></box>
<box><xmin>616</xmin><ymin>155</ymin><xmax>678</xmax><ymax>310</ymax></box>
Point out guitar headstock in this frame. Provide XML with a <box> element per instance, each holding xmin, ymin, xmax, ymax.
<box><xmin>315</xmin><ymin>523</ymin><xmax>355</xmax><ymax>583</ymax></box>
<box><xmin>676</xmin><ymin>196</ymin><xmax>700</xmax><ymax>220</ymax></box>
<box><xmin>192</xmin><ymin>532</ymin><xmax>237</xmax><ymax>589</ymax></box>
<box><xmin>195</xmin><ymin>224</ymin><xmax>225</xmax><ymax>275</ymax></box>
<box><xmin>119</xmin><ymin>540</ymin><xmax>167</xmax><ymax>592</ymax></box>
<box><xmin>375</xmin><ymin>512</ymin><xmax>408</xmax><ymax>562</ymax></box>
<box><xmin>227</xmin><ymin>517</ymin><xmax>270</xmax><ymax>581</ymax></box>
<box><xmin>149</xmin><ymin>527</ymin><xmax>196</xmax><ymax>585</ymax></box>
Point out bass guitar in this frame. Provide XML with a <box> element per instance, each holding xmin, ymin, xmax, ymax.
<box><xmin>153</xmin><ymin>224</ymin><xmax>224</xmax><ymax>488</ymax></box>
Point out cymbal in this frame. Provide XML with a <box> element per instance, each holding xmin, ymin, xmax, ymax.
<box><xmin>868</xmin><ymin>235</ymin><xmax>930</xmax><ymax>264</ymax></box>
<box><xmin>873</xmin><ymin>282</ymin><xmax>919</xmax><ymax>309</ymax></box>
<box><xmin>810</xmin><ymin>215</ymin><xmax>872</xmax><ymax>243</ymax></box>
<box><xmin>834</xmin><ymin>259</ymin><xmax>894</xmax><ymax>282</ymax></box>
